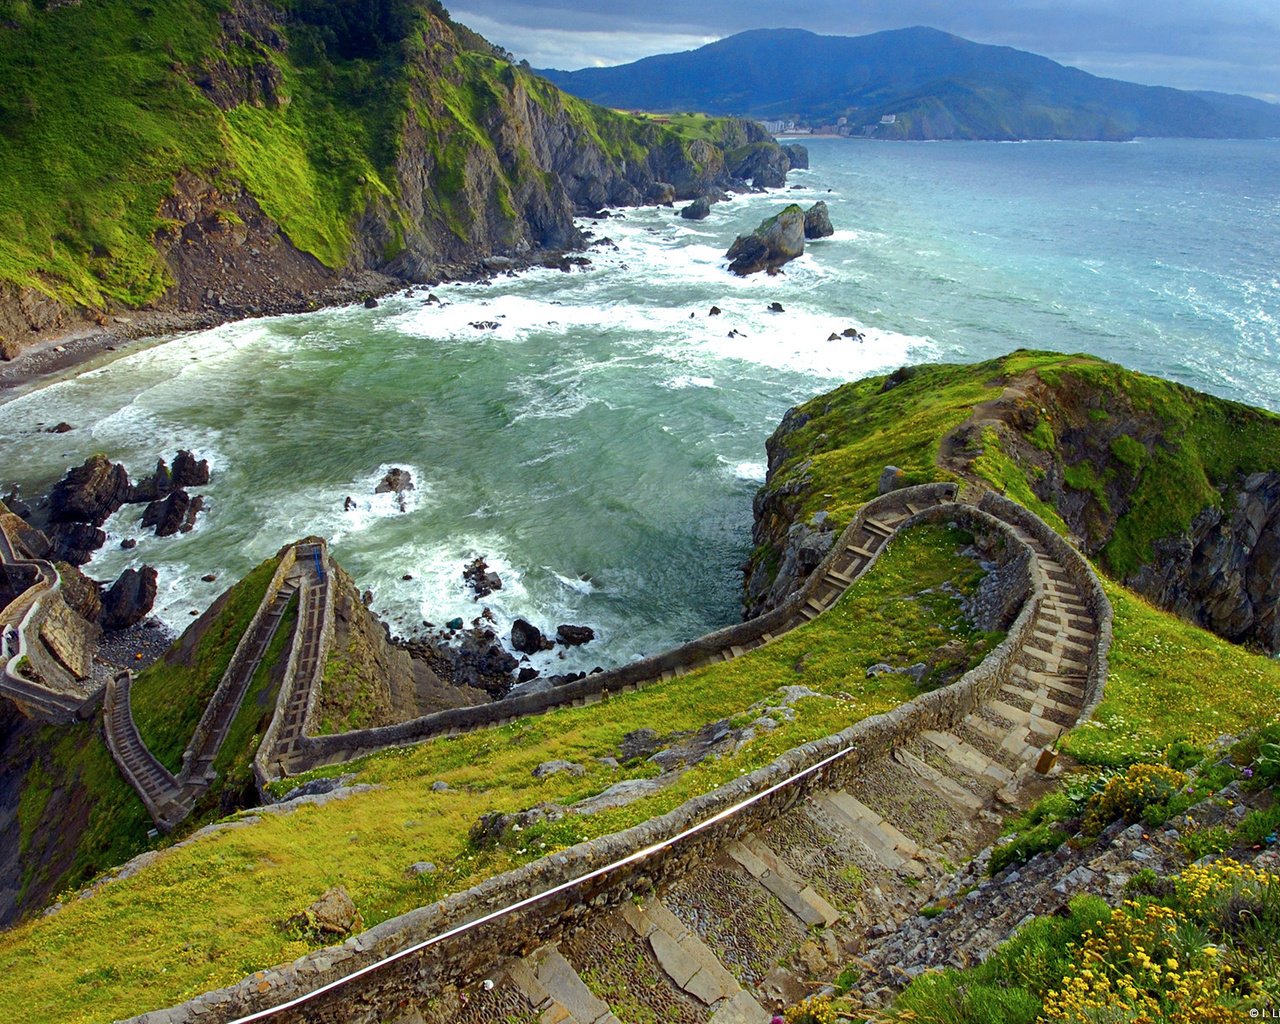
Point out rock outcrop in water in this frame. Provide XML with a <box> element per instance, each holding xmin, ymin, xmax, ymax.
<box><xmin>804</xmin><ymin>200</ymin><xmax>834</xmax><ymax>239</ymax></box>
<box><xmin>726</xmin><ymin>204</ymin><xmax>807</xmax><ymax>275</ymax></box>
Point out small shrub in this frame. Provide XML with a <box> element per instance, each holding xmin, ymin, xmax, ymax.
<box><xmin>1177</xmin><ymin>824</ymin><xmax>1232</xmax><ymax>861</ymax></box>
<box><xmin>1164</xmin><ymin>739</ymin><xmax>1204</xmax><ymax>772</ymax></box>
<box><xmin>833</xmin><ymin>964</ymin><xmax>860</xmax><ymax>995</ymax></box>
<box><xmin>784</xmin><ymin>995</ymin><xmax>835</xmax><ymax>1024</ymax></box>
<box><xmin>1082</xmin><ymin>762</ymin><xmax>1186</xmax><ymax>835</ymax></box>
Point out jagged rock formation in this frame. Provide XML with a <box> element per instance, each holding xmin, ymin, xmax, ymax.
<box><xmin>1128</xmin><ymin>471</ymin><xmax>1280</xmax><ymax>651</ymax></box>
<box><xmin>726</xmin><ymin>204</ymin><xmax>807</xmax><ymax>275</ymax></box>
<box><xmin>804</xmin><ymin>200</ymin><xmax>834</xmax><ymax>239</ymax></box>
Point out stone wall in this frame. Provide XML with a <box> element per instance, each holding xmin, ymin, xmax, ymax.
<box><xmin>977</xmin><ymin>492</ymin><xmax>1112</xmax><ymax>717</ymax></box>
<box><xmin>123</xmin><ymin>499</ymin><xmax>1055</xmax><ymax>1024</ymax></box>
<box><xmin>182</xmin><ymin>545</ymin><xmax>298</xmax><ymax>780</ymax></box>
<box><xmin>290</xmin><ymin>484</ymin><xmax>959</xmax><ymax>775</ymax></box>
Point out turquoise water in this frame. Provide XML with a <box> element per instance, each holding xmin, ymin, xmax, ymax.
<box><xmin>1</xmin><ymin>138</ymin><xmax>1276</xmax><ymax>672</ymax></box>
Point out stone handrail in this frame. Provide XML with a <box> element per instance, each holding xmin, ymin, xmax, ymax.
<box><xmin>103</xmin><ymin>672</ymin><xmax>184</xmax><ymax>830</ymax></box>
<box><xmin>285</xmin><ymin>483</ymin><xmax>959</xmax><ymax>776</ymax></box>
<box><xmin>0</xmin><ymin>506</ymin><xmax>99</xmax><ymax>721</ymax></box>
<box><xmin>977</xmin><ymin>491</ymin><xmax>1112</xmax><ymax>718</ymax></box>
<box><xmin>180</xmin><ymin>546</ymin><xmax>301</xmax><ymax>780</ymax></box>
<box><xmin>119</xmin><ymin>496</ymin><xmax>1081</xmax><ymax>1024</ymax></box>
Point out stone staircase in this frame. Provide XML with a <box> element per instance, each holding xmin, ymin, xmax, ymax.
<box><xmin>263</xmin><ymin>542</ymin><xmax>331</xmax><ymax>775</ymax></box>
<box><xmin>103</xmin><ymin>672</ymin><xmax>185</xmax><ymax>829</ymax></box>
<box><xmin>105</xmin><ymin>545</ymin><xmax>322</xmax><ymax>831</ymax></box>
<box><xmin>115</xmin><ymin>490</ymin><xmax>1111</xmax><ymax>1024</ymax></box>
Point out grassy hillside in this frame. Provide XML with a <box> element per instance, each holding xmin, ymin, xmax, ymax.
<box><xmin>0</xmin><ymin>523</ymin><xmax>1000</xmax><ymax>1022</ymax></box>
<box><xmin>0</xmin><ymin>0</ymin><xmax>757</xmax><ymax>320</ymax></box>
<box><xmin>752</xmin><ymin>351</ymin><xmax>1280</xmax><ymax>596</ymax></box>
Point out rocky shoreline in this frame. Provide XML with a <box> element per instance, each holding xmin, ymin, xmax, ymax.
<box><xmin>0</xmin><ymin>244</ymin><xmax>626</xmax><ymax>395</ymax></box>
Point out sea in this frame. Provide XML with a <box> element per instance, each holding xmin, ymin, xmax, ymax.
<box><xmin>2</xmin><ymin>137</ymin><xmax>1277</xmax><ymax>674</ymax></box>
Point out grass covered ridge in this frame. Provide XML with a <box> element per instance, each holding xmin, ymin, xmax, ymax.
<box><xmin>130</xmin><ymin>557</ymin><xmax>279</xmax><ymax>774</ymax></box>
<box><xmin>0</xmin><ymin>524</ymin><xmax>999</xmax><ymax>1023</ymax></box>
<box><xmin>0</xmin><ymin>0</ymin><xmax>760</xmax><ymax>313</ymax></box>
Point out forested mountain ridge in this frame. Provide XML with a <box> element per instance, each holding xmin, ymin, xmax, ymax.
<box><xmin>540</xmin><ymin>26</ymin><xmax>1280</xmax><ymax>141</ymax></box>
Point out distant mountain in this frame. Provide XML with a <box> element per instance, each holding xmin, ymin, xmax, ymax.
<box><xmin>539</xmin><ymin>27</ymin><xmax>1280</xmax><ymax>141</ymax></box>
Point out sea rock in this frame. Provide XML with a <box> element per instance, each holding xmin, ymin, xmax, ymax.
<box><xmin>56</xmin><ymin>561</ymin><xmax>103</xmax><ymax>623</ymax></box>
<box><xmin>804</xmin><ymin>200</ymin><xmax>834</xmax><ymax>239</ymax></box>
<box><xmin>363</xmin><ymin>296</ymin><xmax>379</xmax><ymax>309</ymax></box>
<box><xmin>725</xmin><ymin>205</ymin><xmax>805</xmax><ymax>276</ymax></box>
<box><xmin>463</xmin><ymin>557</ymin><xmax>502</xmax><ymax>598</ymax></box>
<box><xmin>708</xmin><ymin>305</ymin><xmax>722</xmax><ymax>316</ymax></box>
<box><xmin>507</xmin><ymin>674</ymin><xmax>553</xmax><ymax>700</ymax></box>
<box><xmin>556</xmin><ymin>623</ymin><xmax>595</xmax><ymax>646</ymax></box>
<box><xmin>727</xmin><ymin>144</ymin><xmax>790</xmax><ymax>189</ymax></box>
<box><xmin>768</xmin><ymin>301</ymin><xmax>785</xmax><ymax>312</ymax></box>
<box><xmin>130</xmin><ymin>459</ymin><xmax>174</xmax><ymax>504</ymax></box>
<box><xmin>48</xmin><ymin>522</ymin><xmax>106</xmax><ymax>565</ymax></box>
<box><xmin>374</xmin><ymin>467</ymin><xmax>414</xmax><ymax>495</ymax></box>
<box><xmin>48</xmin><ymin>455</ymin><xmax>132</xmax><ymax>525</ymax></box>
<box><xmin>141</xmin><ymin>489</ymin><xmax>203</xmax><ymax>537</ymax></box>
<box><xmin>46</xmin><ymin>422</ymin><xmax>73</xmax><ymax>434</ymax></box>
<box><xmin>783</xmin><ymin>143</ymin><xmax>810</xmax><ymax>170</ymax></box>
<box><xmin>171</xmin><ymin>450</ymin><xmax>210</xmax><ymax>487</ymax></box>
<box><xmin>100</xmin><ymin>566</ymin><xmax>158</xmax><ymax>631</ymax></box>
<box><xmin>878</xmin><ymin>465</ymin><xmax>908</xmax><ymax>494</ymax></box>
<box><xmin>511</xmin><ymin>618</ymin><xmax>551</xmax><ymax>655</ymax></box>
<box><xmin>645</xmin><ymin>181</ymin><xmax>675</xmax><ymax>206</ymax></box>
<box><xmin>680</xmin><ymin>196</ymin><xmax>713</xmax><ymax>220</ymax></box>
<box><xmin>1</xmin><ymin>490</ymin><xmax>32</xmax><ymax>520</ymax></box>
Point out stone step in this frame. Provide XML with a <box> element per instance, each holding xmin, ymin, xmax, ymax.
<box><xmin>890</xmin><ymin>747</ymin><xmax>986</xmax><ymax>813</ymax></box>
<box><xmin>863</xmin><ymin>518</ymin><xmax>895</xmax><ymax>538</ymax></box>
<box><xmin>1031</xmin><ymin>628</ymin><xmax>1090</xmax><ymax>653</ymax></box>
<box><xmin>508</xmin><ymin>946</ymin><xmax>620</xmax><ymax>1024</ymax></box>
<box><xmin>619</xmin><ymin>900</ymin><xmax>767</xmax><ymax>1013</ymax></box>
<box><xmin>998</xmin><ymin>685</ymin><xmax>1080</xmax><ymax>718</ymax></box>
<box><xmin>1008</xmin><ymin>667</ymin><xmax>1086</xmax><ymax>701</ymax></box>
<box><xmin>811</xmin><ymin>790</ymin><xmax>928</xmax><ymax>878</ymax></box>
<box><xmin>728</xmin><ymin>837</ymin><xmax>842</xmax><ymax>927</ymax></box>
<box><xmin>921</xmin><ymin>730</ymin><xmax>1016</xmax><ymax>788</ymax></box>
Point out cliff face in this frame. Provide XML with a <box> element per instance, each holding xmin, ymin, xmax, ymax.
<box><xmin>0</xmin><ymin>0</ymin><xmax>784</xmax><ymax>358</ymax></box>
<box><xmin>743</xmin><ymin>353</ymin><xmax>1280</xmax><ymax>653</ymax></box>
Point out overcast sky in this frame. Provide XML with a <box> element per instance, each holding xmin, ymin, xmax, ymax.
<box><xmin>450</xmin><ymin>1</ymin><xmax>1280</xmax><ymax>102</ymax></box>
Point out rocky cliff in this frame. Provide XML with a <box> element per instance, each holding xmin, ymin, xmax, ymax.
<box><xmin>0</xmin><ymin>0</ymin><xmax>785</xmax><ymax>361</ymax></box>
<box><xmin>744</xmin><ymin>352</ymin><xmax>1280</xmax><ymax>653</ymax></box>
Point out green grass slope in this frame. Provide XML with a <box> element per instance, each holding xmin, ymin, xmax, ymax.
<box><xmin>751</xmin><ymin>350</ymin><xmax>1280</xmax><ymax>596</ymax></box>
<box><xmin>0</xmin><ymin>523</ymin><xmax>998</xmax><ymax>1022</ymax></box>
<box><xmin>0</xmin><ymin>0</ymin><xmax>756</xmax><ymax>318</ymax></box>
